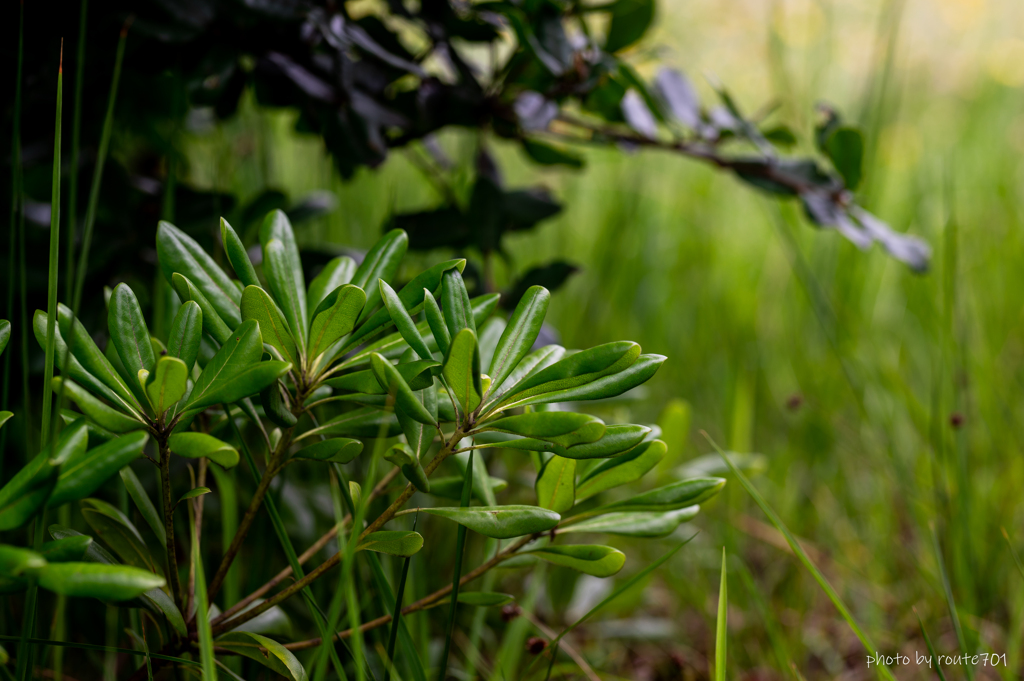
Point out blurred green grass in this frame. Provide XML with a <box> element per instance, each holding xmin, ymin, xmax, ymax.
<box><xmin>177</xmin><ymin>1</ymin><xmax>1024</xmax><ymax>678</ymax></box>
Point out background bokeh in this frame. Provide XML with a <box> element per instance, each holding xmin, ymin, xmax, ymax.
<box><xmin>7</xmin><ymin>0</ymin><xmax>1024</xmax><ymax>678</ymax></box>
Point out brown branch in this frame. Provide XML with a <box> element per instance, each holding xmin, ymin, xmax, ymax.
<box><xmin>548</xmin><ymin>113</ymin><xmax>847</xmax><ymax>202</ymax></box>
<box><xmin>211</xmin><ymin>427</ymin><xmax>465</xmax><ymax>637</ymax></box>
<box><xmin>159</xmin><ymin>437</ymin><xmax>183</xmax><ymax>611</ymax></box>
<box><xmin>282</xmin><ymin>535</ymin><xmax>535</xmax><ymax>651</ymax></box>
<box><xmin>208</xmin><ymin>466</ymin><xmax>402</xmax><ymax>628</ymax></box>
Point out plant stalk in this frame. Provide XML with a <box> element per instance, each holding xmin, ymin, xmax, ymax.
<box><xmin>40</xmin><ymin>43</ymin><xmax>64</xmax><ymax>448</ymax></box>
<box><xmin>159</xmin><ymin>437</ymin><xmax>183</xmax><ymax>610</ymax></box>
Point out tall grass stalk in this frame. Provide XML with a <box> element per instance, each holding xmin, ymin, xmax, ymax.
<box><xmin>40</xmin><ymin>43</ymin><xmax>64</xmax><ymax>449</ymax></box>
<box><xmin>437</xmin><ymin>451</ymin><xmax>473</xmax><ymax>681</ymax></box>
<box><xmin>708</xmin><ymin>434</ymin><xmax>896</xmax><ymax>681</ymax></box>
<box><xmin>2</xmin><ymin>0</ymin><xmax>27</xmax><ymax>483</ymax></box>
<box><xmin>384</xmin><ymin>515</ymin><xmax>417</xmax><ymax>681</ymax></box>
<box><xmin>931</xmin><ymin>525</ymin><xmax>973</xmax><ymax>681</ymax></box>
<box><xmin>914</xmin><ymin>608</ymin><xmax>948</xmax><ymax>681</ymax></box>
<box><xmin>715</xmin><ymin>548</ymin><xmax>728</xmax><ymax>681</ymax></box>
<box><xmin>66</xmin><ymin>0</ymin><xmax>87</xmax><ymax>300</ymax></box>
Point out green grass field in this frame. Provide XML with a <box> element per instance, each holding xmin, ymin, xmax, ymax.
<box><xmin>168</xmin><ymin>2</ymin><xmax>1024</xmax><ymax>678</ymax></box>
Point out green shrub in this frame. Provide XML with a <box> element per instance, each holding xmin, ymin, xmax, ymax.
<box><xmin>0</xmin><ymin>212</ymin><xmax>725</xmax><ymax>678</ymax></box>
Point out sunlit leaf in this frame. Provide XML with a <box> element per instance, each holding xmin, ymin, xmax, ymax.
<box><xmin>358</xmin><ymin>531</ymin><xmax>424</xmax><ymax>557</ymax></box>
<box><xmin>47</xmin><ymin>431</ymin><xmax>150</xmax><ymax>508</ymax></box>
<box><xmin>241</xmin><ymin>285</ymin><xmax>299</xmax><ymax>367</ymax></box>
<box><xmin>526</xmin><ymin>544</ymin><xmax>625</xmax><ymax>577</ymax></box>
<box><xmin>168</xmin><ymin>432</ymin><xmax>240</xmax><ymax>469</ymax></box>
<box><xmin>414</xmin><ymin>505</ymin><xmax>559</xmax><ymax>539</ymax></box>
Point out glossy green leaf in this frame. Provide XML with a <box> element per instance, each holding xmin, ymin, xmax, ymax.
<box><xmin>576</xmin><ymin>437</ymin><xmax>664</xmax><ymax>501</ymax></box>
<box><xmin>108</xmin><ymin>283</ymin><xmax>156</xmax><ymax>392</ymax></box>
<box><xmin>326</xmin><ymin>360</ymin><xmax>437</xmax><ymax>395</ymax></box>
<box><xmin>185</xmin><ymin>319</ymin><xmax>263</xmax><ymax>410</ymax></box>
<box><xmin>168</xmin><ymin>432</ymin><xmax>240</xmax><ymax>469</ymax></box>
<box><xmin>498</xmin><ymin>341</ymin><xmax>640</xmax><ymax>407</ymax></box>
<box><xmin>544</xmin><ymin>423</ymin><xmax>652</xmax><ymax>460</ymax></box>
<box><xmin>535</xmin><ymin>455</ymin><xmax>576</xmax><ymax>514</ymax></box>
<box><xmin>120</xmin><ymin>466</ymin><xmax>166</xmax><ymax>546</ymax></box>
<box><xmin>0</xmin><ymin>422</ymin><xmax>89</xmax><ymax>529</ymax></box>
<box><xmin>215</xmin><ymin>632</ymin><xmax>308</xmax><ymax>681</ymax></box>
<box><xmin>157</xmin><ymin>221</ymin><xmax>242</xmax><ymax>327</ymax></box>
<box><xmin>317</xmin><ymin>407</ymin><xmax>402</xmax><ymax>438</ymax></box>
<box><xmin>600</xmin><ymin>477</ymin><xmax>725</xmax><ymax>513</ymax></box>
<box><xmin>0</xmin><ymin>545</ymin><xmax>46</xmax><ymax>577</ymax></box>
<box><xmin>171</xmin><ymin>272</ymin><xmax>233</xmax><ymax>346</ymax></box>
<box><xmin>308</xmin><ymin>284</ymin><xmax>366</xmax><ymax>363</ymax></box>
<box><xmin>415</xmin><ymin>505</ymin><xmax>559</xmax><ymax>539</ymax></box>
<box><xmin>241</xmin><ymin>285</ymin><xmax>298</xmax><ymax>367</ymax></box>
<box><xmin>47</xmin><ymin>431</ymin><xmax>150</xmax><ymax>508</ymax></box>
<box><xmin>0</xmin><ymin>319</ymin><xmax>9</xmax><ymax>356</ymax></box>
<box><xmin>442</xmin><ymin>268</ymin><xmax>475</xmax><ymax>337</ymax></box>
<box><xmin>428</xmin><ymin>475</ymin><xmax>508</xmax><ymax>502</ymax></box>
<box><xmin>32</xmin><ymin>310</ymin><xmax>121</xmax><ymax>409</ymax></box>
<box><xmin>39</xmin><ymin>535</ymin><xmax>93</xmax><ymax>562</ymax></box>
<box><xmin>370</xmin><ymin>353</ymin><xmax>436</xmax><ymax>425</ymax></box>
<box><xmin>307</xmin><ymin>256</ymin><xmax>357</xmax><ymax>321</ymax></box>
<box><xmin>481</xmin><ymin>412</ymin><xmax>605</xmax><ymax>448</ymax></box>
<box><xmin>221</xmin><ymin>217</ymin><xmax>260</xmax><ymax>288</ymax></box>
<box><xmin>178</xmin><ymin>487</ymin><xmax>211</xmax><ymax>505</ymax></box>
<box><xmin>424</xmin><ymin>290</ymin><xmax>450</xmax><ymax>355</ymax></box>
<box><xmin>477</xmin><ymin>316</ymin><xmax>506</xmax><ymax>370</ymax></box>
<box><xmin>488</xmin><ymin>285</ymin><xmax>550</xmax><ymax>392</ymax></box>
<box><xmin>380</xmin><ymin>280</ymin><xmax>432</xmax><ymax>361</ymax></box>
<box><xmin>195</xmin><ymin>361</ymin><xmax>291</xmax><ymax>410</ymax></box>
<box><xmin>341</xmin><ymin>293</ymin><xmax>496</xmax><ymax>369</ymax></box>
<box><xmin>292</xmin><ymin>438</ymin><xmax>363</xmax><ymax>464</ymax></box>
<box><xmin>261</xmin><ymin>381</ymin><xmax>297</xmax><ymax>428</ymax></box>
<box><xmin>561</xmin><ymin>507</ymin><xmax>698</xmax><ymax>537</ymax></box>
<box><xmin>53</xmin><ymin>377</ymin><xmax>144</xmax><ymax>433</ymax></box>
<box><xmin>506</xmin><ymin>353</ymin><xmax>666</xmax><ymax>409</ymax></box>
<box><xmin>358</xmin><ymin>531</ymin><xmax>424</xmax><ymax>557</ymax></box>
<box><xmin>54</xmin><ymin>304</ymin><xmax>140</xmax><ymax>410</ymax></box>
<box><xmin>167</xmin><ymin>301</ymin><xmax>203</xmax><ymax>373</ymax></box>
<box><xmin>0</xmin><ymin>411</ymin><xmax>11</xmax><ymax>430</ymax></box>
<box><xmin>443</xmin><ymin>328</ymin><xmax>482</xmax><ymax>417</ymax></box>
<box><xmin>526</xmin><ymin>544</ymin><xmax>626</xmax><ymax>577</ymax></box>
<box><xmin>81</xmin><ymin>498</ymin><xmax>160</xmax><ymax>574</ymax></box>
<box><xmin>145</xmin><ymin>355</ymin><xmax>188</xmax><ymax>414</ymax></box>
<box><xmin>37</xmin><ymin>562</ymin><xmax>165</xmax><ymax>601</ymax></box>
<box><xmin>262</xmin><ymin>228</ymin><xmax>308</xmax><ymax>352</ymax></box>
<box><xmin>396</xmin><ymin>376</ymin><xmax>437</xmax><ymax>484</ymax></box>
<box><xmin>351</xmin><ymin>228</ymin><xmax>408</xmax><ymax>323</ymax></box>
<box><xmin>348</xmin><ymin>258</ymin><xmax>466</xmax><ymax>347</ymax></box>
<box><xmin>383</xmin><ymin>443</ymin><xmax>430</xmax><ymax>493</ymax></box>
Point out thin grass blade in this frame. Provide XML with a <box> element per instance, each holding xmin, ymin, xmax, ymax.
<box><xmin>914</xmin><ymin>608</ymin><xmax>948</xmax><ymax>681</ymax></box>
<box><xmin>438</xmin><ymin>451</ymin><xmax>473</xmax><ymax>681</ymax></box>
<box><xmin>707</xmin><ymin>433</ymin><xmax>895</xmax><ymax>681</ymax></box>
<box><xmin>715</xmin><ymin>547</ymin><xmax>727</xmax><ymax>681</ymax></box>
<box><xmin>930</xmin><ymin>524</ymin><xmax>972</xmax><ymax>681</ymax></box>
